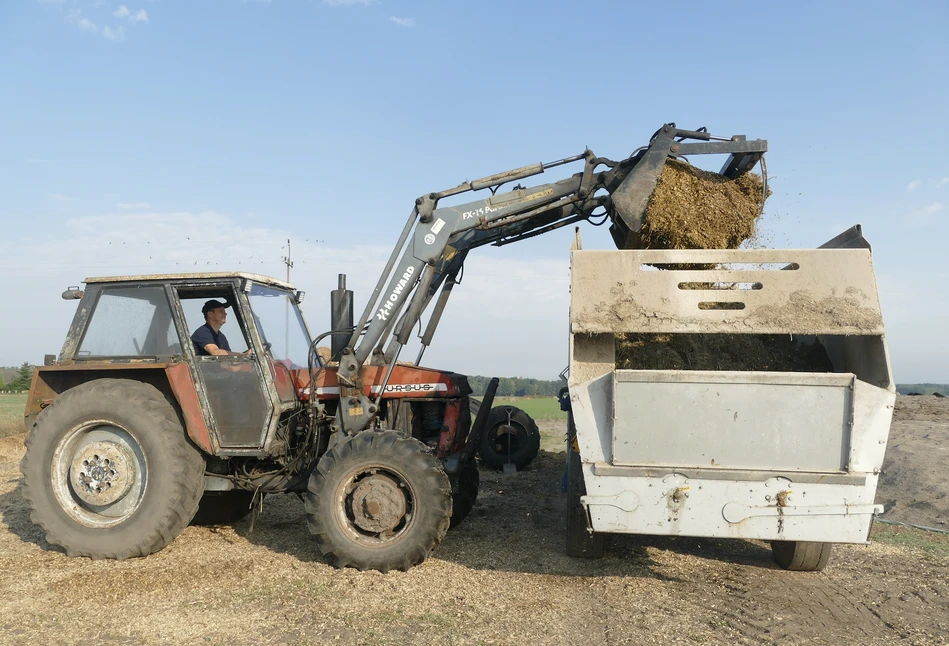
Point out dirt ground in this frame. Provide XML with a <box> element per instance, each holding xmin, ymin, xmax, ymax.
<box><xmin>877</xmin><ymin>395</ymin><xmax>949</xmax><ymax>530</ymax></box>
<box><xmin>1</xmin><ymin>397</ymin><xmax>947</xmax><ymax>646</ymax></box>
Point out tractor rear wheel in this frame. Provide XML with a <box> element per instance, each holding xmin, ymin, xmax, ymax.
<box><xmin>448</xmin><ymin>459</ymin><xmax>479</xmax><ymax>529</ymax></box>
<box><xmin>19</xmin><ymin>379</ymin><xmax>205</xmax><ymax>559</ymax></box>
<box><xmin>305</xmin><ymin>430</ymin><xmax>452</xmax><ymax>572</ymax></box>
<box><xmin>478</xmin><ymin>405</ymin><xmax>540</xmax><ymax>471</ymax></box>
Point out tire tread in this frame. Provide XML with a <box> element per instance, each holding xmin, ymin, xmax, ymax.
<box><xmin>19</xmin><ymin>378</ymin><xmax>205</xmax><ymax>559</ymax></box>
<box><xmin>478</xmin><ymin>405</ymin><xmax>541</xmax><ymax>471</ymax></box>
<box><xmin>305</xmin><ymin>430</ymin><xmax>451</xmax><ymax>572</ymax></box>
<box><xmin>772</xmin><ymin>540</ymin><xmax>833</xmax><ymax>572</ymax></box>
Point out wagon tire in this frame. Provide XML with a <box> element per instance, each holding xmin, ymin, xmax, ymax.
<box><xmin>305</xmin><ymin>430</ymin><xmax>451</xmax><ymax>572</ymax></box>
<box><xmin>478</xmin><ymin>405</ymin><xmax>540</xmax><ymax>471</ymax></box>
<box><xmin>771</xmin><ymin>540</ymin><xmax>833</xmax><ymax>571</ymax></box>
<box><xmin>19</xmin><ymin>378</ymin><xmax>205</xmax><ymax>559</ymax></box>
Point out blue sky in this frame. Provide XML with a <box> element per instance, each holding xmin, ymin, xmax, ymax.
<box><xmin>1</xmin><ymin>0</ymin><xmax>947</xmax><ymax>381</ymax></box>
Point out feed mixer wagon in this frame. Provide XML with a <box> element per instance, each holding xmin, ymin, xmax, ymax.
<box><xmin>565</xmin><ymin>225</ymin><xmax>895</xmax><ymax>571</ymax></box>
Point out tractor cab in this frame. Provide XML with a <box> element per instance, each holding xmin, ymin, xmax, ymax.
<box><xmin>40</xmin><ymin>272</ymin><xmax>310</xmax><ymax>455</ymax></box>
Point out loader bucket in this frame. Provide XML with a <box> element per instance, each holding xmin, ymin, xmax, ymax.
<box><xmin>608</xmin><ymin>124</ymin><xmax>768</xmax><ymax>249</ymax></box>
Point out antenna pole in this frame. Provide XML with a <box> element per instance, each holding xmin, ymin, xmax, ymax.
<box><xmin>281</xmin><ymin>239</ymin><xmax>293</xmax><ymax>282</ymax></box>
<box><xmin>281</xmin><ymin>239</ymin><xmax>294</xmax><ymax>359</ymax></box>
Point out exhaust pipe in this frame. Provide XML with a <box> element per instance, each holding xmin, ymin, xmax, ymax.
<box><xmin>330</xmin><ymin>274</ymin><xmax>353</xmax><ymax>362</ymax></box>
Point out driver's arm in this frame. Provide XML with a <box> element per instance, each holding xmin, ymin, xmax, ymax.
<box><xmin>192</xmin><ymin>326</ymin><xmax>246</xmax><ymax>356</ymax></box>
<box><xmin>200</xmin><ymin>343</ymin><xmax>232</xmax><ymax>356</ymax></box>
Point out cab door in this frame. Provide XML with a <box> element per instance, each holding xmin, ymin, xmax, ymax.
<box><xmin>170</xmin><ymin>282</ymin><xmax>274</xmax><ymax>451</ymax></box>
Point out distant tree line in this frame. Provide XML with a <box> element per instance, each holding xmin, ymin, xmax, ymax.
<box><xmin>0</xmin><ymin>363</ymin><xmax>34</xmax><ymax>392</ymax></box>
<box><xmin>896</xmin><ymin>383</ymin><xmax>949</xmax><ymax>396</ymax></box>
<box><xmin>467</xmin><ymin>375</ymin><xmax>563</xmax><ymax>397</ymax></box>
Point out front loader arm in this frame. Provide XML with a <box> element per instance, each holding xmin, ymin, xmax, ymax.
<box><xmin>330</xmin><ymin>124</ymin><xmax>767</xmax><ymax>435</ymax></box>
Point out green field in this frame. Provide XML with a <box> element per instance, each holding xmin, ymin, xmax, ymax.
<box><xmin>0</xmin><ymin>393</ymin><xmax>27</xmax><ymax>438</ymax></box>
<box><xmin>872</xmin><ymin>523</ymin><xmax>949</xmax><ymax>558</ymax></box>
<box><xmin>493</xmin><ymin>396</ymin><xmax>566</xmax><ymax>421</ymax></box>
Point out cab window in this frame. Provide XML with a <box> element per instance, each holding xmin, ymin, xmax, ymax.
<box><xmin>247</xmin><ymin>284</ymin><xmax>310</xmax><ymax>368</ymax></box>
<box><xmin>78</xmin><ymin>286</ymin><xmax>178</xmax><ymax>357</ymax></box>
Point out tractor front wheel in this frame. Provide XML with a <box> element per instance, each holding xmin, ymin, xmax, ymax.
<box><xmin>448</xmin><ymin>459</ymin><xmax>479</xmax><ymax>529</ymax></box>
<box><xmin>305</xmin><ymin>430</ymin><xmax>452</xmax><ymax>572</ymax></box>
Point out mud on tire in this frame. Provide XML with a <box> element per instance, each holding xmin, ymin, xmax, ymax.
<box><xmin>478</xmin><ymin>405</ymin><xmax>541</xmax><ymax>471</ymax></box>
<box><xmin>305</xmin><ymin>430</ymin><xmax>452</xmax><ymax>572</ymax></box>
<box><xmin>19</xmin><ymin>378</ymin><xmax>206</xmax><ymax>559</ymax></box>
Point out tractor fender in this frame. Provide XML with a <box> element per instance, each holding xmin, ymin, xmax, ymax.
<box><xmin>24</xmin><ymin>363</ymin><xmax>214</xmax><ymax>455</ymax></box>
<box><xmin>163</xmin><ymin>363</ymin><xmax>214</xmax><ymax>454</ymax></box>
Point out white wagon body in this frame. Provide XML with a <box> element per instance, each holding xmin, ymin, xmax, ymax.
<box><xmin>567</xmin><ymin>227</ymin><xmax>894</xmax><ymax>560</ymax></box>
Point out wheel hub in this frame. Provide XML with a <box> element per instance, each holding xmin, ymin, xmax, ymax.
<box><xmin>350</xmin><ymin>474</ymin><xmax>406</xmax><ymax>534</ymax></box>
<box><xmin>69</xmin><ymin>441</ymin><xmax>135</xmax><ymax>506</ymax></box>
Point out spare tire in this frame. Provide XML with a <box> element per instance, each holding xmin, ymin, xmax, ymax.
<box><xmin>478</xmin><ymin>405</ymin><xmax>540</xmax><ymax>471</ymax></box>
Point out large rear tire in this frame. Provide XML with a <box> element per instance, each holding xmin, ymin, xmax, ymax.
<box><xmin>305</xmin><ymin>430</ymin><xmax>452</xmax><ymax>572</ymax></box>
<box><xmin>478</xmin><ymin>405</ymin><xmax>540</xmax><ymax>471</ymax></box>
<box><xmin>448</xmin><ymin>459</ymin><xmax>479</xmax><ymax>529</ymax></box>
<box><xmin>19</xmin><ymin>379</ymin><xmax>205</xmax><ymax>559</ymax></box>
<box><xmin>771</xmin><ymin>540</ymin><xmax>833</xmax><ymax>571</ymax></box>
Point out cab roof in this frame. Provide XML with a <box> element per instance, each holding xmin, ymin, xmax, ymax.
<box><xmin>83</xmin><ymin>272</ymin><xmax>296</xmax><ymax>291</ymax></box>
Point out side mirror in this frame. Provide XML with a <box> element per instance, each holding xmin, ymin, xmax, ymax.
<box><xmin>294</xmin><ymin>290</ymin><xmax>305</xmax><ymax>304</ymax></box>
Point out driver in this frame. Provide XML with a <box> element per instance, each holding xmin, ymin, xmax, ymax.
<box><xmin>191</xmin><ymin>300</ymin><xmax>248</xmax><ymax>356</ymax></box>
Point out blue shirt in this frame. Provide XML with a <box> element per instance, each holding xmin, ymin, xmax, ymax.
<box><xmin>191</xmin><ymin>323</ymin><xmax>231</xmax><ymax>356</ymax></box>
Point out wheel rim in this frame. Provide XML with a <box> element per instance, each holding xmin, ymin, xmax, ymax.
<box><xmin>51</xmin><ymin>421</ymin><xmax>147</xmax><ymax>528</ymax></box>
<box><xmin>336</xmin><ymin>465</ymin><xmax>415</xmax><ymax>546</ymax></box>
